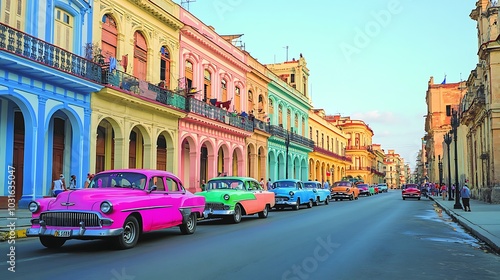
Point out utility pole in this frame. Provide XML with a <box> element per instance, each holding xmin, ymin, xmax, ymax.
<box><xmin>284</xmin><ymin>46</ymin><xmax>289</xmax><ymax>61</ymax></box>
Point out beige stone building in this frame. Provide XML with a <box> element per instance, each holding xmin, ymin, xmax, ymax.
<box><xmin>372</xmin><ymin>144</ymin><xmax>387</xmax><ymax>184</ymax></box>
<box><xmin>385</xmin><ymin>150</ymin><xmax>402</xmax><ymax>189</ymax></box>
<box><xmin>460</xmin><ymin>0</ymin><xmax>500</xmax><ymax>203</ymax></box>
<box><xmin>424</xmin><ymin>77</ymin><xmax>466</xmax><ymax>186</ymax></box>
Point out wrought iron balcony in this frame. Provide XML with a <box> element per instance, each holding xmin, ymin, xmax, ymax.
<box><xmin>102</xmin><ymin>68</ymin><xmax>187</xmax><ymax>111</ymax></box>
<box><xmin>253</xmin><ymin>118</ymin><xmax>270</xmax><ymax>133</ymax></box>
<box><xmin>187</xmin><ymin>97</ymin><xmax>254</xmax><ymax>132</ymax></box>
<box><xmin>313</xmin><ymin>146</ymin><xmax>351</xmax><ymax>162</ymax></box>
<box><xmin>101</xmin><ymin>68</ymin><xmax>253</xmax><ymax>131</ymax></box>
<box><xmin>0</xmin><ymin>22</ymin><xmax>102</xmax><ymax>89</ymax></box>
<box><xmin>269</xmin><ymin>125</ymin><xmax>315</xmax><ymax>148</ymax></box>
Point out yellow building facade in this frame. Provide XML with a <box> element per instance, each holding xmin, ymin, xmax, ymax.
<box><xmin>308</xmin><ymin>109</ymin><xmax>350</xmax><ymax>184</ymax></box>
<box><xmin>89</xmin><ymin>0</ymin><xmax>185</xmax><ymax>174</ymax></box>
<box><xmin>245</xmin><ymin>52</ymin><xmax>271</xmax><ymax>181</ymax></box>
<box><xmin>461</xmin><ymin>0</ymin><xmax>500</xmax><ymax>203</ymax></box>
<box><xmin>327</xmin><ymin>115</ymin><xmax>375</xmax><ymax>184</ymax></box>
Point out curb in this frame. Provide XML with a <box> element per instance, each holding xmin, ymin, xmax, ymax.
<box><xmin>0</xmin><ymin>228</ymin><xmax>28</xmax><ymax>242</ymax></box>
<box><xmin>430</xmin><ymin>197</ymin><xmax>500</xmax><ymax>253</ymax></box>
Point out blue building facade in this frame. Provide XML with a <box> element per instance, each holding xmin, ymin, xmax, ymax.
<box><xmin>0</xmin><ymin>0</ymin><xmax>102</xmax><ymax>208</ymax></box>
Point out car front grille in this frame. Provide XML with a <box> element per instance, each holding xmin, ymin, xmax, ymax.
<box><xmin>205</xmin><ymin>203</ymin><xmax>226</xmax><ymax>210</ymax></box>
<box><xmin>40</xmin><ymin>212</ymin><xmax>101</xmax><ymax>227</ymax></box>
<box><xmin>275</xmin><ymin>196</ymin><xmax>289</xmax><ymax>201</ymax></box>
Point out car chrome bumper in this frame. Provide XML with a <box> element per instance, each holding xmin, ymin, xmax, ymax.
<box><xmin>402</xmin><ymin>194</ymin><xmax>420</xmax><ymax>198</ymax></box>
<box><xmin>274</xmin><ymin>200</ymin><xmax>298</xmax><ymax>206</ymax></box>
<box><xmin>331</xmin><ymin>193</ymin><xmax>350</xmax><ymax>198</ymax></box>
<box><xmin>26</xmin><ymin>227</ymin><xmax>124</xmax><ymax>238</ymax></box>
<box><xmin>203</xmin><ymin>209</ymin><xmax>234</xmax><ymax>218</ymax></box>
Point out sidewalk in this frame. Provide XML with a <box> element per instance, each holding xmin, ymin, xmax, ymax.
<box><xmin>429</xmin><ymin>195</ymin><xmax>500</xmax><ymax>253</ymax></box>
<box><xmin>0</xmin><ymin>208</ymin><xmax>32</xmax><ymax>241</ymax></box>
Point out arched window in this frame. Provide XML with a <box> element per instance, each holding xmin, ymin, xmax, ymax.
<box><xmin>204</xmin><ymin>69</ymin><xmax>211</xmax><ymax>102</ymax></box>
<box><xmin>159</xmin><ymin>46</ymin><xmax>171</xmax><ymax>89</ymax></box>
<box><xmin>185</xmin><ymin>60</ymin><xmax>193</xmax><ymax>91</ymax></box>
<box><xmin>221</xmin><ymin>79</ymin><xmax>228</xmax><ymax>101</ymax></box>
<box><xmin>101</xmin><ymin>14</ymin><xmax>117</xmax><ymax>63</ymax></box>
<box><xmin>234</xmin><ymin>86</ymin><xmax>241</xmax><ymax>112</ymax></box>
<box><xmin>133</xmin><ymin>31</ymin><xmax>147</xmax><ymax>80</ymax></box>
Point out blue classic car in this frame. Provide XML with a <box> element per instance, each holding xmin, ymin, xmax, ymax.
<box><xmin>303</xmin><ymin>181</ymin><xmax>331</xmax><ymax>205</ymax></box>
<box><xmin>270</xmin><ymin>179</ymin><xmax>316</xmax><ymax>210</ymax></box>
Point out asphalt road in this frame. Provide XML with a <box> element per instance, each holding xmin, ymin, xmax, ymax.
<box><xmin>1</xmin><ymin>191</ymin><xmax>499</xmax><ymax>280</ymax></box>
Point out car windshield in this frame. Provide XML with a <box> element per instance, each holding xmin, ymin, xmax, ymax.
<box><xmin>273</xmin><ymin>181</ymin><xmax>297</xmax><ymax>188</ymax></box>
<box><xmin>304</xmin><ymin>182</ymin><xmax>319</xmax><ymax>188</ymax></box>
<box><xmin>333</xmin><ymin>182</ymin><xmax>350</xmax><ymax>187</ymax></box>
<box><xmin>89</xmin><ymin>172</ymin><xmax>147</xmax><ymax>190</ymax></box>
<box><xmin>357</xmin><ymin>184</ymin><xmax>368</xmax><ymax>188</ymax></box>
<box><xmin>206</xmin><ymin>179</ymin><xmax>246</xmax><ymax>190</ymax></box>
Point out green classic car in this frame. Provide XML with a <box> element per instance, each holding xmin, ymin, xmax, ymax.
<box><xmin>197</xmin><ymin>177</ymin><xmax>275</xmax><ymax>223</ymax></box>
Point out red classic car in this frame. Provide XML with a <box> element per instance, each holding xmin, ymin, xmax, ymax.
<box><xmin>402</xmin><ymin>184</ymin><xmax>421</xmax><ymax>200</ymax></box>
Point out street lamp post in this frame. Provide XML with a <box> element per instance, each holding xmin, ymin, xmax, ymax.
<box><xmin>444</xmin><ymin>132</ymin><xmax>453</xmax><ymax>201</ymax></box>
<box><xmin>452</xmin><ymin>110</ymin><xmax>462</xmax><ymax>209</ymax></box>
<box><xmin>285</xmin><ymin>128</ymin><xmax>291</xmax><ymax>179</ymax></box>
<box><xmin>438</xmin><ymin>155</ymin><xmax>443</xmax><ymax>191</ymax></box>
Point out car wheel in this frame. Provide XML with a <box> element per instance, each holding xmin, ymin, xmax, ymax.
<box><xmin>313</xmin><ymin>197</ymin><xmax>319</xmax><ymax>206</ymax></box>
<box><xmin>180</xmin><ymin>213</ymin><xmax>197</xmax><ymax>234</ymax></box>
<box><xmin>325</xmin><ymin>197</ymin><xmax>330</xmax><ymax>205</ymax></box>
<box><xmin>335</xmin><ymin>198</ymin><xmax>338</xmax><ymax>201</ymax></box>
<box><xmin>293</xmin><ymin>198</ymin><xmax>301</xmax><ymax>210</ymax></box>
<box><xmin>39</xmin><ymin>236</ymin><xmax>66</xmax><ymax>249</ymax></box>
<box><xmin>258</xmin><ymin>205</ymin><xmax>269</xmax><ymax>218</ymax></box>
<box><xmin>349</xmin><ymin>194</ymin><xmax>353</xmax><ymax>201</ymax></box>
<box><xmin>232</xmin><ymin>204</ymin><xmax>242</xmax><ymax>223</ymax></box>
<box><xmin>114</xmin><ymin>215</ymin><xmax>140</xmax><ymax>249</ymax></box>
<box><xmin>418</xmin><ymin>197</ymin><xmax>421</xmax><ymax>200</ymax></box>
<box><xmin>307</xmin><ymin>200</ymin><xmax>313</xmax><ymax>208</ymax></box>
<box><xmin>354</xmin><ymin>195</ymin><xmax>358</xmax><ymax>200</ymax></box>
<box><xmin>403</xmin><ymin>197</ymin><xmax>406</xmax><ymax>200</ymax></box>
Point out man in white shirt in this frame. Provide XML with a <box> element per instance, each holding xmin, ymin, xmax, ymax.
<box><xmin>52</xmin><ymin>174</ymin><xmax>67</xmax><ymax>196</ymax></box>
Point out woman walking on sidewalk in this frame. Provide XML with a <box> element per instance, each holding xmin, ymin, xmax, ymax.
<box><xmin>461</xmin><ymin>184</ymin><xmax>471</xmax><ymax>212</ymax></box>
<box><xmin>441</xmin><ymin>183</ymin><xmax>447</xmax><ymax>200</ymax></box>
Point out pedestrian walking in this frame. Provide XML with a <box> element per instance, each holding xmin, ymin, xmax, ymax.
<box><xmin>200</xmin><ymin>180</ymin><xmax>206</xmax><ymax>191</ymax></box>
<box><xmin>451</xmin><ymin>184</ymin><xmax>456</xmax><ymax>199</ymax></box>
<box><xmin>267</xmin><ymin>178</ymin><xmax>272</xmax><ymax>190</ymax></box>
<box><xmin>461</xmin><ymin>184</ymin><xmax>471</xmax><ymax>212</ymax></box>
<box><xmin>51</xmin><ymin>174</ymin><xmax>67</xmax><ymax>196</ymax></box>
<box><xmin>259</xmin><ymin>178</ymin><xmax>265</xmax><ymax>189</ymax></box>
<box><xmin>441</xmin><ymin>183</ymin><xmax>447</xmax><ymax>200</ymax></box>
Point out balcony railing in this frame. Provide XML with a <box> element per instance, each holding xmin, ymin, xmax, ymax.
<box><xmin>102</xmin><ymin>68</ymin><xmax>187</xmax><ymax>111</ymax></box>
<box><xmin>313</xmin><ymin>146</ymin><xmax>350</xmax><ymax>162</ymax></box>
<box><xmin>253</xmin><ymin>118</ymin><xmax>270</xmax><ymax>133</ymax></box>
<box><xmin>269</xmin><ymin>125</ymin><xmax>315</xmax><ymax>148</ymax></box>
<box><xmin>187</xmin><ymin>98</ymin><xmax>254</xmax><ymax>132</ymax></box>
<box><xmin>0</xmin><ymin>22</ymin><xmax>102</xmax><ymax>83</ymax></box>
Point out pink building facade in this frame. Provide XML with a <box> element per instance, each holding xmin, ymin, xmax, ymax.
<box><xmin>177</xmin><ymin>11</ymin><xmax>252</xmax><ymax>193</ymax></box>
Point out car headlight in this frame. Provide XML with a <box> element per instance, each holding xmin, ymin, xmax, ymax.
<box><xmin>289</xmin><ymin>191</ymin><xmax>294</xmax><ymax>196</ymax></box>
<box><xmin>223</xmin><ymin>194</ymin><xmax>230</xmax><ymax>200</ymax></box>
<box><xmin>28</xmin><ymin>201</ymin><xmax>39</xmax><ymax>213</ymax></box>
<box><xmin>100</xmin><ymin>201</ymin><xmax>113</xmax><ymax>214</ymax></box>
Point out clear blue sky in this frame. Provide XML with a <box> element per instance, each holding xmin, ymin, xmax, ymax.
<box><xmin>173</xmin><ymin>0</ymin><xmax>478</xmax><ymax>170</ymax></box>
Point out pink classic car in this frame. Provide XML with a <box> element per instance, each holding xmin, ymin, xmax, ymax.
<box><xmin>26</xmin><ymin>169</ymin><xmax>205</xmax><ymax>249</ymax></box>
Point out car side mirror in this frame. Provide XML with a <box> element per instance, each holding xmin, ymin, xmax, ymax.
<box><xmin>148</xmin><ymin>185</ymin><xmax>157</xmax><ymax>193</ymax></box>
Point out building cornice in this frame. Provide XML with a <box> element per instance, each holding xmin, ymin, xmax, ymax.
<box><xmin>181</xmin><ymin>26</ymin><xmax>250</xmax><ymax>73</ymax></box>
